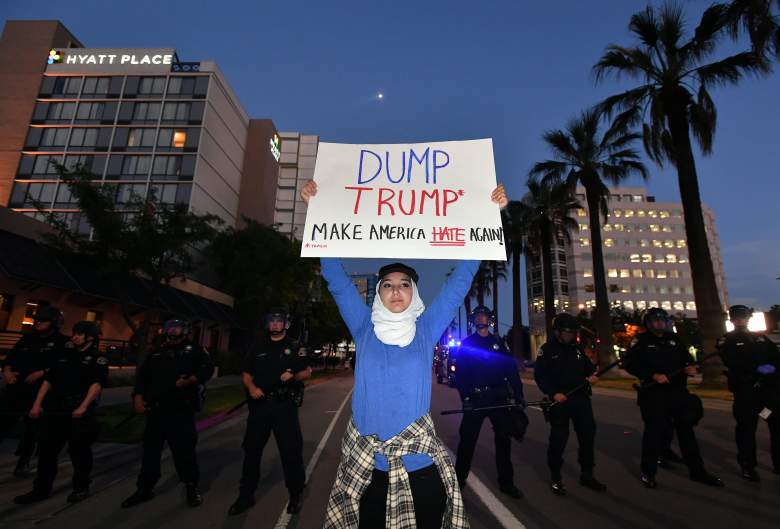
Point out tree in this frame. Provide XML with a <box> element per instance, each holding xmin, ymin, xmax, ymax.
<box><xmin>593</xmin><ymin>2</ymin><xmax>769</xmax><ymax>386</ymax></box>
<box><xmin>502</xmin><ymin>201</ymin><xmax>529</xmax><ymax>356</ymax></box>
<box><xmin>41</xmin><ymin>164</ymin><xmax>221</xmax><ymax>360</ymax></box>
<box><xmin>530</xmin><ymin>109</ymin><xmax>648</xmax><ymax>367</ymax></box>
<box><xmin>522</xmin><ymin>178</ymin><xmax>581</xmax><ymax>336</ymax></box>
<box><xmin>490</xmin><ymin>260</ymin><xmax>508</xmax><ymax>328</ymax></box>
<box><xmin>208</xmin><ymin>219</ymin><xmax>348</xmax><ymax>349</ymax></box>
<box><xmin>724</xmin><ymin>0</ymin><xmax>780</xmax><ymax>59</ymax></box>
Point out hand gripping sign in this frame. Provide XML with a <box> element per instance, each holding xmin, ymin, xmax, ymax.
<box><xmin>300</xmin><ymin>139</ymin><xmax>506</xmax><ymax>260</ymax></box>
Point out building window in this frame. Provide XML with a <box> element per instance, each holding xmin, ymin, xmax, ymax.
<box><xmin>613</xmin><ymin>223</ymin><xmax>624</xmax><ymax>231</ymax></box>
<box><xmin>652</xmin><ymin>239</ymin><xmax>663</xmax><ymax>248</ymax></box>
<box><xmin>645</xmin><ymin>269</ymin><xmax>655</xmax><ymax>279</ymax></box>
<box><xmin>127</xmin><ymin>128</ymin><xmax>156</xmax><ymax>148</ymax></box>
<box><xmin>19</xmin><ymin>155</ymin><xmax>61</xmax><ymax>178</ymax></box>
<box><xmin>579</xmin><ymin>223</ymin><xmax>588</xmax><ymax>231</ymax></box>
<box><xmin>81</xmin><ymin>77</ymin><xmax>110</xmax><ymax>95</ymax></box>
<box><xmin>580</xmin><ymin>238</ymin><xmax>590</xmax><ymax>246</ymax></box>
<box><xmin>133</xmin><ymin>102</ymin><xmax>162</xmax><ymax>122</ymax></box>
<box><xmin>75</xmin><ymin>102</ymin><xmax>105</xmax><ymax>121</ymax></box>
<box><xmin>138</xmin><ymin>77</ymin><xmax>166</xmax><ymax>95</ymax></box>
<box><xmin>612</xmin><ymin>209</ymin><xmax>622</xmax><ymax>217</ymax></box>
<box><xmin>162</xmin><ymin>102</ymin><xmax>191</xmax><ymax>121</ymax></box>
<box><xmin>148</xmin><ymin>183</ymin><xmax>191</xmax><ymax>205</ymax></box>
<box><xmin>641</xmin><ymin>254</ymin><xmax>652</xmax><ymax>263</ymax></box>
<box><xmin>68</xmin><ymin>128</ymin><xmax>99</xmax><ymax>148</ymax></box>
<box><xmin>53</xmin><ymin>77</ymin><xmax>82</xmax><ymax>97</ymax></box>
<box><xmin>676</xmin><ymin>240</ymin><xmax>686</xmax><ymax>248</ymax></box>
<box><xmin>120</xmin><ymin>156</ymin><xmax>152</xmax><ymax>179</ymax></box>
<box><xmin>10</xmin><ymin>182</ymin><xmax>57</xmax><ymax>208</ymax></box>
<box><xmin>620</xmin><ymin>269</ymin><xmax>630</xmax><ymax>278</ymax></box>
<box><xmin>583</xmin><ymin>270</ymin><xmax>592</xmax><ymax>278</ymax></box>
<box><xmin>37</xmin><ymin>128</ymin><xmax>70</xmax><ymax>148</ymax></box>
<box><xmin>648</xmin><ymin>300</ymin><xmax>660</xmax><ymax>308</ymax></box>
<box><xmin>604</xmin><ymin>238</ymin><xmax>614</xmax><ymax>247</ymax></box>
<box><xmin>661</xmin><ymin>300</ymin><xmax>672</xmax><ymax>310</ymax></box>
<box><xmin>112</xmin><ymin>183</ymin><xmax>148</xmax><ymax>205</ymax></box>
<box><xmin>584</xmin><ymin>284</ymin><xmax>595</xmax><ymax>292</ymax></box>
<box><xmin>609</xmin><ymin>284</ymin><xmax>620</xmax><ymax>293</ymax></box>
<box><xmin>636</xmin><ymin>300</ymin><xmax>647</xmax><ymax>310</ymax></box>
<box><xmin>669</xmin><ymin>270</ymin><xmax>680</xmax><ymax>279</ymax></box>
<box><xmin>151</xmin><ymin>155</ymin><xmax>196</xmax><ymax>180</ymax></box>
<box><xmin>576</xmin><ymin>208</ymin><xmax>587</xmax><ymax>217</ymax></box>
<box><xmin>54</xmin><ymin>183</ymin><xmax>79</xmax><ymax>208</ymax></box>
<box><xmin>673</xmin><ymin>301</ymin><xmax>684</xmax><ymax>311</ymax></box>
<box><xmin>46</xmin><ymin>102</ymin><xmax>76</xmax><ymax>122</ymax></box>
<box><xmin>608</xmin><ymin>268</ymin><xmax>618</xmax><ymax>278</ymax></box>
<box><xmin>603</xmin><ymin>224</ymin><xmax>612</xmax><ymax>232</ymax></box>
<box><xmin>632</xmin><ymin>195</ymin><xmax>643</xmax><ymax>202</ymax></box>
<box><xmin>665</xmin><ymin>254</ymin><xmax>677</xmax><ymax>263</ymax></box>
<box><xmin>632</xmin><ymin>269</ymin><xmax>643</xmax><ymax>278</ymax></box>
<box><xmin>167</xmin><ymin>76</ymin><xmax>196</xmax><ymax>96</ymax></box>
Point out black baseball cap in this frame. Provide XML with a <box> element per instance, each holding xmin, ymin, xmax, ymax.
<box><xmin>377</xmin><ymin>263</ymin><xmax>419</xmax><ymax>285</ymax></box>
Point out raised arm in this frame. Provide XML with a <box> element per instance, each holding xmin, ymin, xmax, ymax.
<box><xmin>419</xmin><ymin>259</ymin><xmax>480</xmax><ymax>338</ymax></box>
<box><xmin>320</xmin><ymin>257</ymin><xmax>371</xmax><ymax>337</ymax></box>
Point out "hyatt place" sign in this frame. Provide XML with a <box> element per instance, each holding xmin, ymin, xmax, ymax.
<box><xmin>46</xmin><ymin>48</ymin><xmax>177</xmax><ymax>74</ymax></box>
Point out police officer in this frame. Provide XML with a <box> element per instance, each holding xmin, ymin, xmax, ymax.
<box><xmin>121</xmin><ymin>319</ymin><xmax>213</xmax><ymax>509</ymax></box>
<box><xmin>454</xmin><ymin>306</ymin><xmax>526</xmax><ymax>499</ymax></box>
<box><xmin>0</xmin><ymin>305</ymin><xmax>68</xmax><ymax>477</ymax></box>
<box><xmin>14</xmin><ymin>321</ymin><xmax>108</xmax><ymax>504</ymax></box>
<box><xmin>534</xmin><ymin>313</ymin><xmax>606</xmax><ymax>496</ymax></box>
<box><xmin>228</xmin><ymin>308</ymin><xmax>311</xmax><ymax>516</ymax></box>
<box><xmin>718</xmin><ymin>305</ymin><xmax>780</xmax><ymax>481</ymax></box>
<box><xmin>625</xmin><ymin>307</ymin><xmax>723</xmax><ymax>488</ymax></box>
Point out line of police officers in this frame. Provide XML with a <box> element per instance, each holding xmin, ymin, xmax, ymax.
<box><xmin>0</xmin><ymin>306</ymin><xmax>311</xmax><ymax>516</ymax></box>
<box><xmin>451</xmin><ymin>303</ymin><xmax>779</xmax><ymax>496</ymax></box>
<box><xmin>2</xmin><ymin>301</ymin><xmax>778</xmax><ymax>512</ymax></box>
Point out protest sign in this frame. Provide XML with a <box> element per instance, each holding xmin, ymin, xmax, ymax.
<box><xmin>300</xmin><ymin>139</ymin><xmax>505</xmax><ymax>260</ymax></box>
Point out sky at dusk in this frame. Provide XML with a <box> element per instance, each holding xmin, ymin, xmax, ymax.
<box><xmin>3</xmin><ymin>0</ymin><xmax>778</xmax><ymax>330</ymax></box>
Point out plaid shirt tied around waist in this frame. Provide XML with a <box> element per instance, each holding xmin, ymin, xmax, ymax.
<box><xmin>323</xmin><ymin>413</ymin><xmax>469</xmax><ymax>529</ymax></box>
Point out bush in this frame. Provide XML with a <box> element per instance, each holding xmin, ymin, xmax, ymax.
<box><xmin>212</xmin><ymin>349</ymin><xmax>244</xmax><ymax>376</ymax></box>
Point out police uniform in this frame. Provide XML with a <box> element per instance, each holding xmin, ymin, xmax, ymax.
<box><xmin>132</xmin><ymin>338</ymin><xmax>213</xmax><ymax>492</ymax></box>
<box><xmin>32</xmin><ymin>341</ymin><xmax>108</xmax><ymax>496</ymax></box>
<box><xmin>534</xmin><ymin>337</ymin><xmax>598</xmax><ymax>483</ymax></box>
<box><xmin>625</xmin><ymin>332</ymin><xmax>711</xmax><ymax>481</ymax></box>
<box><xmin>237</xmin><ymin>335</ymin><xmax>308</xmax><ymax>501</ymax></box>
<box><xmin>454</xmin><ymin>333</ymin><xmax>524</xmax><ymax>492</ymax></box>
<box><xmin>718</xmin><ymin>329</ymin><xmax>780</xmax><ymax>473</ymax></box>
<box><xmin>0</xmin><ymin>328</ymin><xmax>67</xmax><ymax>468</ymax></box>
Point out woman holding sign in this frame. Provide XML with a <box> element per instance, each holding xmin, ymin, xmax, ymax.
<box><xmin>302</xmin><ymin>180</ymin><xmax>507</xmax><ymax>529</ymax></box>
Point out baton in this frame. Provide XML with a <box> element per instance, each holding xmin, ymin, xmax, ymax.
<box><xmin>544</xmin><ymin>356</ymin><xmax>627</xmax><ymax>409</ymax></box>
<box><xmin>638</xmin><ymin>351</ymin><xmax>721</xmax><ymax>390</ymax></box>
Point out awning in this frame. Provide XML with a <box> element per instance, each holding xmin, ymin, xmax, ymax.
<box><xmin>0</xmin><ymin>228</ymin><xmax>239</xmax><ymax>327</ymax></box>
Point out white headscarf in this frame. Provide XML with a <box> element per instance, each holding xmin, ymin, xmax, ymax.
<box><xmin>371</xmin><ymin>280</ymin><xmax>425</xmax><ymax>347</ymax></box>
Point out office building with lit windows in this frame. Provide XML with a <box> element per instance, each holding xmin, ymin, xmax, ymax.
<box><xmin>526</xmin><ymin>186</ymin><xmax>728</xmax><ymax>347</ymax></box>
<box><xmin>0</xmin><ymin>20</ymin><xmax>282</xmax><ymax>351</ymax></box>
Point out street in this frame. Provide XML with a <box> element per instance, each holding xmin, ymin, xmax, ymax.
<box><xmin>1</xmin><ymin>374</ymin><xmax>778</xmax><ymax>529</ymax></box>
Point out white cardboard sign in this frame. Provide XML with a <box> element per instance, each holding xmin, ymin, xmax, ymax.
<box><xmin>300</xmin><ymin>139</ymin><xmax>506</xmax><ymax>260</ymax></box>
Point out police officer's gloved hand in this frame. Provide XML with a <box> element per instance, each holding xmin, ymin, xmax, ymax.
<box><xmin>757</xmin><ymin>364</ymin><xmax>777</xmax><ymax>375</ymax></box>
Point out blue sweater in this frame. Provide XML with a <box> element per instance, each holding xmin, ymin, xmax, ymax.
<box><xmin>321</xmin><ymin>257</ymin><xmax>479</xmax><ymax>472</ymax></box>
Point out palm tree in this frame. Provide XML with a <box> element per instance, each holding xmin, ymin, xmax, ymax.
<box><xmin>724</xmin><ymin>0</ymin><xmax>780</xmax><ymax>59</ymax></box>
<box><xmin>593</xmin><ymin>3</ymin><xmax>769</xmax><ymax>386</ymax></box>
<box><xmin>522</xmin><ymin>178</ymin><xmax>581</xmax><ymax>337</ymax></box>
<box><xmin>503</xmin><ymin>201</ymin><xmax>529</xmax><ymax>356</ymax></box>
<box><xmin>490</xmin><ymin>260</ymin><xmax>509</xmax><ymax>326</ymax></box>
<box><xmin>530</xmin><ymin>109</ymin><xmax>648</xmax><ymax>367</ymax></box>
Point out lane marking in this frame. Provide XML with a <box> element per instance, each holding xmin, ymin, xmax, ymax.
<box><xmin>445</xmin><ymin>447</ymin><xmax>528</xmax><ymax>529</ymax></box>
<box><xmin>273</xmin><ymin>388</ymin><xmax>353</xmax><ymax>529</ymax></box>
